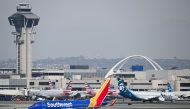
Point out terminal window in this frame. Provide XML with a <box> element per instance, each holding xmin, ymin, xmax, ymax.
<box><xmin>180</xmin><ymin>83</ymin><xmax>190</xmax><ymax>87</ymax></box>
<box><xmin>124</xmin><ymin>82</ymin><xmax>127</xmax><ymax>86</ymax></box>
<box><xmin>131</xmin><ymin>83</ymin><xmax>152</xmax><ymax>85</ymax></box>
<box><xmin>152</xmin><ymin>74</ymin><xmax>155</xmax><ymax>77</ymax></box>
<box><xmin>39</xmin><ymin>82</ymin><xmax>55</xmax><ymax>85</ymax></box>
<box><xmin>30</xmin><ymin>82</ymin><xmax>34</xmax><ymax>85</ymax></box>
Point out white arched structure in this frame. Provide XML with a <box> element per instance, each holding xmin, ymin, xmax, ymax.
<box><xmin>104</xmin><ymin>55</ymin><xmax>163</xmax><ymax>78</ymax></box>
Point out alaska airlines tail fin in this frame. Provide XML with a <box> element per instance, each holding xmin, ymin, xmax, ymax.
<box><xmin>48</xmin><ymin>80</ymin><xmax>56</xmax><ymax>90</ymax></box>
<box><xmin>88</xmin><ymin>79</ymin><xmax>110</xmax><ymax>107</ymax></box>
<box><xmin>167</xmin><ymin>82</ymin><xmax>174</xmax><ymax>92</ymax></box>
<box><xmin>117</xmin><ymin>77</ymin><xmax>127</xmax><ymax>93</ymax></box>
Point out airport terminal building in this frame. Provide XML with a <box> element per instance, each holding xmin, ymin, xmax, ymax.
<box><xmin>1</xmin><ymin>3</ymin><xmax>190</xmax><ymax>97</ymax></box>
<box><xmin>0</xmin><ymin>55</ymin><xmax>190</xmax><ymax>96</ymax></box>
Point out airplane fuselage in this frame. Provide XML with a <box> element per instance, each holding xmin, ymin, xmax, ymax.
<box><xmin>29</xmin><ymin>90</ymin><xmax>64</xmax><ymax>99</ymax></box>
<box><xmin>169</xmin><ymin>91</ymin><xmax>190</xmax><ymax>98</ymax></box>
<box><xmin>119</xmin><ymin>90</ymin><xmax>178</xmax><ymax>101</ymax></box>
<box><xmin>29</xmin><ymin>100</ymin><xmax>90</xmax><ymax>109</ymax></box>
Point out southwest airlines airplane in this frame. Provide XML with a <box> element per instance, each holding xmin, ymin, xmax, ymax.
<box><xmin>117</xmin><ymin>77</ymin><xmax>178</xmax><ymax>103</ymax></box>
<box><xmin>167</xmin><ymin>82</ymin><xmax>190</xmax><ymax>98</ymax></box>
<box><xmin>85</xmin><ymin>82</ymin><xmax>119</xmax><ymax>97</ymax></box>
<box><xmin>28</xmin><ymin>79</ymin><xmax>111</xmax><ymax>109</ymax></box>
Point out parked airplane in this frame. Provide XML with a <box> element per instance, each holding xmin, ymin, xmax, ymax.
<box><xmin>85</xmin><ymin>82</ymin><xmax>119</xmax><ymax>97</ymax></box>
<box><xmin>167</xmin><ymin>82</ymin><xmax>190</xmax><ymax>98</ymax></box>
<box><xmin>117</xmin><ymin>77</ymin><xmax>178</xmax><ymax>103</ymax></box>
<box><xmin>48</xmin><ymin>80</ymin><xmax>91</xmax><ymax>98</ymax></box>
<box><xmin>29</xmin><ymin>81</ymin><xmax>73</xmax><ymax>99</ymax></box>
<box><xmin>28</xmin><ymin>79</ymin><xmax>112</xmax><ymax>109</ymax></box>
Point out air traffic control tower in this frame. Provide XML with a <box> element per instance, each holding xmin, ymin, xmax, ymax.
<box><xmin>8</xmin><ymin>3</ymin><xmax>40</xmax><ymax>78</ymax></box>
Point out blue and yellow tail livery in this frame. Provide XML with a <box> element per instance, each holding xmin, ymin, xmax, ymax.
<box><xmin>88</xmin><ymin>79</ymin><xmax>110</xmax><ymax>107</ymax></box>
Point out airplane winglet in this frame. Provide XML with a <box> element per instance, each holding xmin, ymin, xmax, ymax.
<box><xmin>110</xmin><ymin>98</ymin><xmax>117</xmax><ymax>106</ymax></box>
<box><xmin>88</xmin><ymin>79</ymin><xmax>110</xmax><ymax>107</ymax></box>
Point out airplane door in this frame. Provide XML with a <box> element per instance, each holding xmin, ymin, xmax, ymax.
<box><xmin>42</xmin><ymin>102</ymin><xmax>46</xmax><ymax>109</ymax></box>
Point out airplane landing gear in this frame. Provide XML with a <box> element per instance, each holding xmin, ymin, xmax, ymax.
<box><xmin>149</xmin><ymin>100</ymin><xmax>153</xmax><ymax>103</ymax></box>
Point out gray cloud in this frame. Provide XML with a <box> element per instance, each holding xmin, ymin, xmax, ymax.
<box><xmin>0</xmin><ymin>0</ymin><xmax>190</xmax><ymax>60</ymax></box>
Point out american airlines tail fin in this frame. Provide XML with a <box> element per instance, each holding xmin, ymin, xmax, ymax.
<box><xmin>85</xmin><ymin>82</ymin><xmax>93</xmax><ymax>89</ymax></box>
<box><xmin>88</xmin><ymin>79</ymin><xmax>110</xmax><ymax>107</ymax></box>
<box><xmin>65</xmin><ymin>80</ymin><xmax>72</xmax><ymax>90</ymax></box>
<box><xmin>48</xmin><ymin>80</ymin><xmax>57</xmax><ymax>90</ymax></box>
<box><xmin>61</xmin><ymin>81</ymin><xmax>73</xmax><ymax>95</ymax></box>
<box><xmin>85</xmin><ymin>82</ymin><xmax>96</xmax><ymax>95</ymax></box>
<box><xmin>167</xmin><ymin>82</ymin><xmax>174</xmax><ymax>92</ymax></box>
<box><xmin>117</xmin><ymin>77</ymin><xmax>128</xmax><ymax>93</ymax></box>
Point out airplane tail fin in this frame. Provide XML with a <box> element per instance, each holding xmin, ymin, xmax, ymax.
<box><xmin>62</xmin><ymin>81</ymin><xmax>72</xmax><ymax>94</ymax></box>
<box><xmin>167</xmin><ymin>82</ymin><xmax>174</xmax><ymax>92</ymax></box>
<box><xmin>117</xmin><ymin>77</ymin><xmax>128</xmax><ymax>93</ymax></box>
<box><xmin>48</xmin><ymin>80</ymin><xmax>56</xmax><ymax>90</ymax></box>
<box><xmin>85</xmin><ymin>82</ymin><xmax>92</xmax><ymax>89</ymax></box>
<box><xmin>85</xmin><ymin>82</ymin><xmax>93</xmax><ymax>92</ymax></box>
<box><xmin>110</xmin><ymin>98</ymin><xmax>117</xmax><ymax>106</ymax></box>
<box><xmin>66</xmin><ymin>80</ymin><xmax>72</xmax><ymax>90</ymax></box>
<box><xmin>88</xmin><ymin>79</ymin><xmax>110</xmax><ymax>107</ymax></box>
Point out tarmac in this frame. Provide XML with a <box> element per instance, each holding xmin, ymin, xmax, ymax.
<box><xmin>0</xmin><ymin>99</ymin><xmax>190</xmax><ymax>109</ymax></box>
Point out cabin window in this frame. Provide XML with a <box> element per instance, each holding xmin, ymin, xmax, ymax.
<box><xmin>30</xmin><ymin>82</ymin><xmax>34</xmax><ymax>85</ymax></box>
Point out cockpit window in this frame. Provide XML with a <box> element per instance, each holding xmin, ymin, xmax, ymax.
<box><xmin>33</xmin><ymin>104</ymin><xmax>39</xmax><ymax>106</ymax></box>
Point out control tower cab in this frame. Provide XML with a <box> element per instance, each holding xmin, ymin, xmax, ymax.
<box><xmin>8</xmin><ymin>3</ymin><xmax>40</xmax><ymax>78</ymax></box>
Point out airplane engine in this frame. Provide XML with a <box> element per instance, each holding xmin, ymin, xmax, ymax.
<box><xmin>158</xmin><ymin>97</ymin><xmax>165</xmax><ymax>102</ymax></box>
<box><xmin>69</xmin><ymin>92</ymin><xmax>73</xmax><ymax>94</ymax></box>
<box><xmin>32</xmin><ymin>96</ymin><xmax>36</xmax><ymax>100</ymax></box>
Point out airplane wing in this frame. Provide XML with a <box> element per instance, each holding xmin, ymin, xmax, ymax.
<box><xmin>182</xmin><ymin>94</ymin><xmax>190</xmax><ymax>98</ymax></box>
<box><xmin>143</xmin><ymin>95</ymin><xmax>160</xmax><ymax>100</ymax></box>
<box><xmin>35</xmin><ymin>94</ymin><xmax>52</xmax><ymax>99</ymax></box>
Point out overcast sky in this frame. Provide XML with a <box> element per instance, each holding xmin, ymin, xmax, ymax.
<box><xmin>0</xmin><ymin>0</ymin><xmax>190</xmax><ymax>60</ymax></box>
